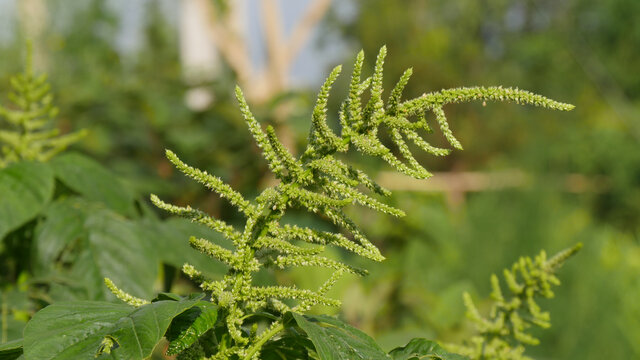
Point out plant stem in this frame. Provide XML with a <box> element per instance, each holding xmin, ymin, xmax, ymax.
<box><xmin>242</xmin><ymin>321</ymin><xmax>285</xmax><ymax>360</ymax></box>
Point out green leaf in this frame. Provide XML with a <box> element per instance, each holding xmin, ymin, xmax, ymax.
<box><xmin>388</xmin><ymin>339</ymin><xmax>468</xmax><ymax>360</ymax></box>
<box><xmin>32</xmin><ymin>198</ymin><xmax>86</xmax><ymax>273</ymax></box>
<box><xmin>24</xmin><ymin>302</ymin><xmax>132</xmax><ymax>360</ymax></box>
<box><xmin>23</xmin><ymin>297</ymin><xmax>203</xmax><ymax>360</ymax></box>
<box><xmin>290</xmin><ymin>313</ymin><xmax>391</xmax><ymax>360</ymax></box>
<box><xmin>33</xmin><ymin>199</ymin><xmax>158</xmax><ymax>301</ymax></box>
<box><xmin>83</xmin><ymin>209</ymin><xmax>158</xmax><ymax>299</ymax></box>
<box><xmin>51</xmin><ymin>153</ymin><xmax>136</xmax><ymax>216</ymax></box>
<box><xmin>0</xmin><ymin>161</ymin><xmax>53</xmax><ymax>239</ymax></box>
<box><xmin>165</xmin><ymin>301</ymin><xmax>218</xmax><ymax>355</ymax></box>
<box><xmin>0</xmin><ymin>339</ymin><xmax>23</xmax><ymax>360</ymax></box>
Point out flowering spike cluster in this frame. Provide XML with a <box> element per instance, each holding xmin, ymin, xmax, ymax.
<box><xmin>0</xmin><ymin>43</ymin><xmax>86</xmax><ymax>168</ymax></box>
<box><xmin>152</xmin><ymin>47</ymin><xmax>574</xmax><ymax>359</ymax></box>
<box><xmin>449</xmin><ymin>243</ymin><xmax>582</xmax><ymax>360</ymax></box>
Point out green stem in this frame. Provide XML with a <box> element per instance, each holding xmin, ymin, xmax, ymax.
<box><xmin>226</xmin><ymin>117</ymin><xmax>351</xmax><ymax>356</ymax></box>
<box><xmin>227</xmin><ymin>193</ymin><xmax>285</xmax><ymax>345</ymax></box>
<box><xmin>242</xmin><ymin>321</ymin><xmax>285</xmax><ymax>360</ymax></box>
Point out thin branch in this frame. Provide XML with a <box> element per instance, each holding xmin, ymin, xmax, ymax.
<box><xmin>198</xmin><ymin>0</ymin><xmax>253</xmax><ymax>86</ymax></box>
<box><xmin>286</xmin><ymin>0</ymin><xmax>332</xmax><ymax>66</ymax></box>
<box><xmin>260</xmin><ymin>0</ymin><xmax>288</xmax><ymax>91</ymax></box>
<box><xmin>377</xmin><ymin>170</ymin><xmax>608</xmax><ymax>193</ymax></box>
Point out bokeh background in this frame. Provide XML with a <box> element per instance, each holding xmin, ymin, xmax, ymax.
<box><xmin>0</xmin><ymin>0</ymin><xmax>639</xmax><ymax>358</ymax></box>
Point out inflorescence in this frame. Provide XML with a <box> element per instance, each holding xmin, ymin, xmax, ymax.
<box><xmin>449</xmin><ymin>243</ymin><xmax>582</xmax><ymax>360</ymax></box>
<box><xmin>121</xmin><ymin>46</ymin><xmax>575</xmax><ymax>359</ymax></box>
<box><xmin>0</xmin><ymin>44</ymin><xmax>86</xmax><ymax>168</ymax></box>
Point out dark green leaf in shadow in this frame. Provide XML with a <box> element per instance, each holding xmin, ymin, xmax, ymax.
<box><xmin>165</xmin><ymin>301</ymin><xmax>218</xmax><ymax>355</ymax></box>
<box><xmin>261</xmin><ymin>334</ymin><xmax>317</xmax><ymax>360</ymax></box>
<box><xmin>0</xmin><ymin>338</ymin><xmax>23</xmax><ymax>360</ymax></box>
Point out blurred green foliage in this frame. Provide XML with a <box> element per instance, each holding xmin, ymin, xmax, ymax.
<box><xmin>326</xmin><ymin>0</ymin><xmax>640</xmax><ymax>358</ymax></box>
<box><xmin>0</xmin><ymin>0</ymin><xmax>292</xmax><ymax>211</ymax></box>
<box><xmin>0</xmin><ymin>0</ymin><xmax>638</xmax><ymax>358</ymax></box>
<box><xmin>332</xmin><ymin>0</ymin><xmax>640</xmax><ymax>230</ymax></box>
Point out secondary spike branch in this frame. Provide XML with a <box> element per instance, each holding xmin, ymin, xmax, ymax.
<box><xmin>0</xmin><ymin>43</ymin><xmax>85</xmax><ymax>167</ymax></box>
<box><xmin>449</xmin><ymin>243</ymin><xmax>582</xmax><ymax>360</ymax></box>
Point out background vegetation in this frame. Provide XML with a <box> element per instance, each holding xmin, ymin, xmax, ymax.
<box><xmin>0</xmin><ymin>0</ymin><xmax>638</xmax><ymax>358</ymax></box>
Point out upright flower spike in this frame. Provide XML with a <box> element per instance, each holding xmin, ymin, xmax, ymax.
<box><xmin>264</xmin><ymin>125</ymin><xmax>308</xmax><ymax>183</ymax></box>
<box><xmin>306</xmin><ymin>65</ymin><xmax>344</xmax><ymax>157</ymax></box>
<box><xmin>360</xmin><ymin>46</ymin><xmax>387</xmax><ymax>132</ymax></box>
<box><xmin>151</xmin><ymin>47</ymin><xmax>574</xmax><ymax>359</ymax></box>
<box><xmin>235</xmin><ymin>86</ymin><xmax>287</xmax><ymax>178</ymax></box>
<box><xmin>387</xmin><ymin>67</ymin><xmax>413</xmax><ymax>115</ymax></box>
<box><xmin>0</xmin><ymin>43</ymin><xmax>86</xmax><ymax>167</ymax></box>
<box><xmin>344</xmin><ymin>50</ymin><xmax>366</xmax><ymax>130</ymax></box>
<box><xmin>449</xmin><ymin>243</ymin><xmax>582</xmax><ymax>360</ymax></box>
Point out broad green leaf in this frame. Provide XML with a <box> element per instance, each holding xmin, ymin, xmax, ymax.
<box><xmin>0</xmin><ymin>339</ymin><xmax>23</xmax><ymax>360</ymax></box>
<box><xmin>51</xmin><ymin>153</ymin><xmax>136</xmax><ymax>216</ymax></box>
<box><xmin>32</xmin><ymin>198</ymin><xmax>86</xmax><ymax>273</ymax></box>
<box><xmin>107</xmin><ymin>300</ymin><xmax>202</xmax><ymax>359</ymax></box>
<box><xmin>165</xmin><ymin>301</ymin><xmax>218</xmax><ymax>355</ymax></box>
<box><xmin>33</xmin><ymin>200</ymin><xmax>158</xmax><ymax>301</ymax></box>
<box><xmin>290</xmin><ymin>313</ymin><xmax>391</xmax><ymax>360</ymax></box>
<box><xmin>23</xmin><ymin>297</ymin><xmax>202</xmax><ymax>360</ymax></box>
<box><xmin>388</xmin><ymin>339</ymin><xmax>468</xmax><ymax>360</ymax></box>
<box><xmin>0</xmin><ymin>161</ymin><xmax>53</xmax><ymax>239</ymax></box>
<box><xmin>24</xmin><ymin>302</ymin><xmax>133</xmax><ymax>360</ymax></box>
<box><xmin>83</xmin><ymin>209</ymin><xmax>157</xmax><ymax>299</ymax></box>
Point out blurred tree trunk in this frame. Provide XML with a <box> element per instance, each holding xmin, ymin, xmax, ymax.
<box><xmin>18</xmin><ymin>0</ymin><xmax>48</xmax><ymax>71</ymax></box>
<box><xmin>180</xmin><ymin>0</ymin><xmax>331</xmax><ymax>152</ymax></box>
<box><xmin>180</xmin><ymin>0</ymin><xmax>223</xmax><ymax>111</ymax></box>
<box><xmin>378</xmin><ymin>170</ymin><xmax>608</xmax><ymax>210</ymax></box>
<box><xmin>190</xmin><ymin>0</ymin><xmax>331</xmax><ymax>104</ymax></box>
